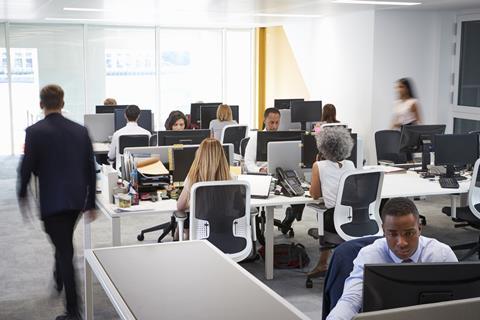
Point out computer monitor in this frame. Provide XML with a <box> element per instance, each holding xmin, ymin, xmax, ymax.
<box><xmin>434</xmin><ymin>134</ymin><xmax>479</xmax><ymax>177</ymax></box>
<box><xmin>114</xmin><ymin>109</ymin><xmax>153</xmax><ymax>132</ymax></box>
<box><xmin>84</xmin><ymin>114</ymin><xmax>114</xmax><ymax>143</ymax></box>
<box><xmin>155</xmin><ymin>129</ymin><xmax>211</xmax><ymax>146</ymax></box>
<box><xmin>301</xmin><ymin>132</ymin><xmax>358</xmax><ymax>168</ymax></box>
<box><xmin>274</xmin><ymin>98</ymin><xmax>305</xmax><ymax>110</ymax></box>
<box><xmin>256</xmin><ymin>131</ymin><xmax>303</xmax><ymax>162</ymax></box>
<box><xmin>95</xmin><ymin>104</ymin><xmax>129</xmax><ymax>114</ymax></box>
<box><xmin>199</xmin><ymin>105</ymin><xmax>239</xmax><ymax>130</ymax></box>
<box><xmin>291</xmin><ymin>100</ymin><xmax>322</xmax><ymax>130</ymax></box>
<box><xmin>363</xmin><ymin>262</ymin><xmax>480</xmax><ymax>313</ymax></box>
<box><xmin>170</xmin><ymin>144</ymin><xmax>232</xmax><ymax>184</ymax></box>
<box><xmin>190</xmin><ymin>102</ymin><xmax>222</xmax><ymax>126</ymax></box>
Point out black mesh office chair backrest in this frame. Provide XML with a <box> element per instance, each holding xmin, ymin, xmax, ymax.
<box><xmin>222</xmin><ymin>125</ymin><xmax>247</xmax><ymax>154</ymax></box>
<box><xmin>339</xmin><ymin>171</ymin><xmax>382</xmax><ymax>237</ymax></box>
<box><xmin>240</xmin><ymin>137</ymin><xmax>250</xmax><ymax>158</ymax></box>
<box><xmin>375</xmin><ymin>130</ymin><xmax>407</xmax><ymax>164</ymax></box>
<box><xmin>119</xmin><ymin>135</ymin><xmax>150</xmax><ymax>155</ymax></box>
<box><xmin>193</xmin><ymin>184</ymin><xmax>247</xmax><ymax>254</ymax></box>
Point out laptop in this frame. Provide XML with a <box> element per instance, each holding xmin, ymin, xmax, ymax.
<box><xmin>237</xmin><ymin>174</ymin><xmax>272</xmax><ymax>199</ymax></box>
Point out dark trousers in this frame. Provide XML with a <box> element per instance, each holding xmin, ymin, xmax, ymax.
<box><xmin>43</xmin><ymin>210</ymin><xmax>81</xmax><ymax>315</ymax></box>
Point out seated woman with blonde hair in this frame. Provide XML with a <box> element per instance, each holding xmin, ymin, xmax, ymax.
<box><xmin>176</xmin><ymin>138</ymin><xmax>232</xmax><ymax>239</ymax></box>
<box><xmin>209</xmin><ymin>104</ymin><xmax>237</xmax><ymax>140</ymax></box>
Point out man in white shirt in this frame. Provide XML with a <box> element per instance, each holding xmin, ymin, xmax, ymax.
<box><xmin>244</xmin><ymin>107</ymin><xmax>304</xmax><ymax>231</ymax></box>
<box><xmin>108</xmin><ymin>105</ymin><xmax>151</xmax><ymax>168</ymax></box>
<box><xmin>326</xmin><ymin>197</ymin><xmax>458</xmax><ymax>320</ymax></box>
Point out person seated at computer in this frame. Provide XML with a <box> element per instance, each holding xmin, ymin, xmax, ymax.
<box><xmin>103</xmin><ymin>98</ymin><xmax>117</xmax><ymax>106</ymax></box>
<box><xmin>165</xmin><ymin>110</ymin><xmax>187</xmax><ymax>131</ymax></box>
<box><xmin>176</xmin><ymin>138</ymin><xmax>232</xmax><ymax>239</ymax></box>
<box><xmin>326</xmin><ymin>197</ymin><xmax>457</xmax><ymax>320</ymax></box>
<box><xmin>244</xmin><ymin>107</ymin><xmax>303</xmax><ymax>232</ymax></box>
<box><xmin>209</xmin><ymin>104</ymin><xmax>238</xmax><ymax>140</ymax></box>
<box><xmin>391</xmin><ymin>78</ymin><xmax>422</xmax><ymax>129</ymax></box>
<box><xmin>108</xmin><ymin>105</ymin><xmax>151</xmax><ymax>168</ymax></box>
<box><xmin>314</xmin><ymin>104</ymin><xmax>340</xmax><ymax>133</ymax></box>
<box><xmin>308</xmin><ymin>126</ymin><xmax>356</xmax><ymax>278</ymax></box>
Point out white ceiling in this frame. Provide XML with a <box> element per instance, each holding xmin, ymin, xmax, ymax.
<box><xmin>1</xmin><ymin>0</ymin><xmax>480</xmax><ymax>27</ymax></box>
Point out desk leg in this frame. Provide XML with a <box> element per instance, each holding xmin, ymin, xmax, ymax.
<box><xmin>451</xmin><ymin>195</ymin><xmax>457</xmax><ymax>219</ymax></box>
<box><xmin>84</xmin><ymin>260</ymin><xmax>94</xmax><ymax>320</ymax></box>
<box><xmin>265</xmin><ymin>206</ymin><xmax>274</xmax><ymax>280</ymax></box>
<box><xmin>112</xmin><ymin>217</ymin><xmax>121</xmax><ymax>246</ymax></box>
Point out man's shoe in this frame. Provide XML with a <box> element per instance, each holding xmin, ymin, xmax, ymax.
<box><xmin>55</xmin><ymin>312</ymin><xmax>81</xmax><ymax>320</ymax></box>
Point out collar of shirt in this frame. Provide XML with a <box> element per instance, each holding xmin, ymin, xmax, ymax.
<box><xmin>387</xmin><ymin>236</ymin><xmax>423</xmax><ymax>263</ymax></box>
<box><xmin>126</xmin><ymin>121</ymin><xmax>139</xmax><ymax>127</ymax></box>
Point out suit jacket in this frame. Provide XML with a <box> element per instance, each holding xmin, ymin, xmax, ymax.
<box><xmin>18</xmin><ymin>113</ymin><xmax>96</xmax><ymax>219</ymax></box>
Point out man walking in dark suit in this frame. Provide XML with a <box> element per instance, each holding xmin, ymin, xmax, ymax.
<box><xmin>18</xmin><ymin>84</ymin><xmax>97</xmax><ymax>320</ymax></box>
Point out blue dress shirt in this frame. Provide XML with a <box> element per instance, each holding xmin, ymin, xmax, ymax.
<box><xmin>326</xmin><ymin>236</ymin><xmax>458</xmax><ymax>320</ymax></box>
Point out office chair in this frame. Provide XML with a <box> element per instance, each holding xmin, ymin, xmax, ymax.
<box><xmin>118</xmin><ymin>135</ymin><xmax>150</xmax><ymax>177</ymax></box>
<box><xmin>175</xmin><ymin>180</ymin><xmax>257</xmax><ymax>262</ymax></box>
<box><xmin>306</xmin><ymin>170</ymin><xmax>384</xmax><ymax>287</ymax></box>
<box><xmin>374</xmin><ymin>130</ymin><xmax>407</xmax><ymax>164</ymax></box>
<box><xmin>137</xmin><ymin>214</ymin><xmax>177</xmax><ymax>243</ymax></box>
<box><xmin>240</xmin><ymin>137</ymin><xmax>250</xmax><ymax>158</ymax></box>
<box><xmin>441</xmin><ymin>158</ymin><xmax>480</xmax><ymax>261</ymax></box>
<box><xmin>221</xmin><ymin>125</ymin><xmax>248</xmax><ymax>155</ymax></box>
<box><xmin>322</xmin><ymin>236</ymin><xmax>381</xmax><ymax>319</ymax></box>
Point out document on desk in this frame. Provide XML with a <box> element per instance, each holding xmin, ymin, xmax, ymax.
<box><xmin>112</xmin><ymin>201</ymin><xmax>158</xmax><ymax>213</ymax></box>
<box><xmin>363</xmin><ymin>165</ymin><xmax>407</xmax><ymax>174</ymax></box>
<box><xmin>137</xmin><ymin>158</ymin><xmax>169</xmax><ymax>175</ymax></box>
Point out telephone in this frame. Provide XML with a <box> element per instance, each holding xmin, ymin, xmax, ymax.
<box><xmin>276</xmin><ymin>167</ymin><xmax>305</xmax><ymax>197</ymax></box>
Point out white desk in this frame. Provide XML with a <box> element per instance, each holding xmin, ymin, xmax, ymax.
<box><xmin>93</xmin><ymin>142</ymin><xmax>109</xmax><ymax>155</ymax></box>
<box><xmin>89</xmin><ymin>190</ymin><xmax>315</xmax><ymax>280</ymax></box>
<box><xmin>84</xmin><ymin>241</ymin><xmax>310</xmax><ymax>320</ymax></box>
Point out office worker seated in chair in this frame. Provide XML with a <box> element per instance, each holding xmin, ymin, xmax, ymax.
<box><xmin>209</xmin><ymin>104</ymin><xmax>237</xmax><ymax>140</ymax></box>
<box><xmin>326</xmin><ymin>197</ymin><xmax>458</xmax><ymax>320</ymax></box>
<box><xmin>244</xmin><ymin>107</ymin><xmax>304</xmax><ymax>231</ymax></box>
<box><xmin>176</xmin><ymin>138</ymin><xmax>232</xmax><ymax>240</ymax></box>
<box><xmin>165</xmin><ymin>110</ymin><xmax>187</xmax><ymax>131</ymax></box>
<box><xmin>308</xmin><ymin>126</ymin><xmax>356</xmax><ymax>277</ymax></box>
<box><xmin>108</xmin><ymin>104</ymin><xmax>151</xmax><ymax>168</ymax></box>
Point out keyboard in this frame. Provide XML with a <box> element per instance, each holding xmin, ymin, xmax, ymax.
<box><xmin>439</xmin><ymin>177</ymin><xmax>459</xmax><ymax>189</ymax></box>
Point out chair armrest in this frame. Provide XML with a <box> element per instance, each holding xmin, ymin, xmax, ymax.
<box><xmin>307</xmin><ymin>202</ymin><xmax>328</xmax><ymax>212</ymax></box>
<box><xmin>174</xmin><ymin>210</ymin><xmax>188</xmax><ymax>221</ymax></box>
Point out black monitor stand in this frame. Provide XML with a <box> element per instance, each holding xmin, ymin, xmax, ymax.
<box><xmin>443</xmin><ymin>165</ymin><xmax>467</xmax><ymax>181</ymax></box>
<box><xmin>300</xmin><ymin>122</ymin><xmax>307</xmax><ymax>131</ymax></box>
<box><xmin>421</xmin><ymin>140</ymin><xmax>431</xmax><ymax>172</ymax></box>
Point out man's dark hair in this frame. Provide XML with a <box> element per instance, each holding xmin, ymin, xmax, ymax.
<box><xmin>40</xmin><ymin>84</ymin><xmax>64</xmax><ymax>110</ymax></box>
<box><xmin>125</xmin><ymin>105</ymin><xmax>141</xmax><ymax>122</ymax></box>
<box><xmin>381</xmin><ymin>197</ymin><xmax>419</xmax><ymax>222</ymax></box>
<box><xmin>264</xmin><ymin>107</ymin><xmax>280</xmax><ymax>119</ymax></box>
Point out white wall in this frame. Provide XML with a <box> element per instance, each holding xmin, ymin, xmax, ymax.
<box><xmin>283</xmin><ymin>9</ymin><xmax>459</xmax><ymax>164</ymax></box>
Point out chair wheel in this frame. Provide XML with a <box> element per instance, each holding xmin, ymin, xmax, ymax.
<box><xmin>137</xmin><ymin>234</ymin><xmax>144</xmax><ymax>241</ymax></box>
<box><xmin>306</xmin><ymin>278</ymin><xmax>313</xmax><ymax>288</ymax></box>
<box><xmin>288</xmin><ymin>230</ymin><xmax>295</xmax><ymax>238</ymax></box>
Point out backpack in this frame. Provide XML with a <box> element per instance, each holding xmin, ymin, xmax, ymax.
<box><xmin>258</xmin><ymin>243</ymin><xmax>310</xmax><ymax>269</ymax></box>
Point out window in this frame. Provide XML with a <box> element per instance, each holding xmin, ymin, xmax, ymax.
<box><xmin>0</xmin><ymin>24</ymin><xmax>11</xmax><ymax>154</ymax></box>
<box><xmin>453</xmin><ymin>118</ymin><xmax>480</xmax><ymax>134</ymax></box>
<box><xmin>458</xmin><ymin>20</ymin><xmax>480</xmax><ymax>107</ymax></box>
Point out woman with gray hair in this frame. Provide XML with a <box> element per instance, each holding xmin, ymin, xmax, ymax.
<box><xmin>308</xmin><ymin>126</ymin><xmax>355</xmax><ymax>278</ymax></box>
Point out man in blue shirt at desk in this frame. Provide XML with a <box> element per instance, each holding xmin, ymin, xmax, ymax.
<box><xmin>326</xmin><ymin>197</ymin><xmax>458</xmax><ymax>320</ymax></box>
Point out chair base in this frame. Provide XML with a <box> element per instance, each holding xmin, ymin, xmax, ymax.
<box><xmin>451</xmin><ymin>235</ymin><xmax>480</xmax><ymax>261</ymax></box>
<box><xmin>137</xmin><ymin>215</ymin><xmax>176</xmax><ymax>243</ymax></box>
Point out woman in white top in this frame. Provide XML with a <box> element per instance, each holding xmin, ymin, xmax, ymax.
<box><xmin>308</xmin><ymin>127</ymin><xmax>355</xmax><ymax>277</ymax></box>
<box><xmin>391</xmin><ymin>78</ymin><xmax>422</xmax><ymax>129</ymax></box>
<box><xmin>209</xmin><ymin>104</ymin><xmax>237</xmax><ymax>140</ymax></box>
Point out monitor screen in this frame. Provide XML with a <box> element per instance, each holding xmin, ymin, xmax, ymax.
<box><xmin>301</xmin><ymin>132</ymin><xmax>357</xmax><ymax>168</ymax></box>
<box><xmin>114</xmin><ymin>109</ymin><xmax>152</xmax><ymax>132</ymax></box>
<box><xmin>363</xmin><ymin>262</ymin><xmax>480</xmax><ymax>313</ymax></box>
<box><xmin>290</xmin><ymin>100</ymin><xmax>322</xmax><ymax>123</ymax></box>
<box><xmin>399</xmin><ymin>124</ymin><xmax>446</xmax><ymax>153</ymax></box>
<box><xmin>171</xmin><ymin>145</ymin><xmax>231</xmax><ymax>183</ymax></box>
<box><xmin>199</xmin><ymin>105</ymin><xmax>239</xmax><ymax>130</ymax></box>
<box><xmin>434</xmin><ymin>134</ymin><xmax>479</xmax><ymax>167</ymax></box>
<box><xmin>96</xmin><ymin>105</ymin><xmax>129</xmax><ymax>114</ymax></box>
<box><xmin>155</xmin><ymin>129</ymin><xmax>210</xmax><ymax>146</ymax></box>
<box><xmin>274</xmin><ymin>98</ymin><xmax>305</xmax><ymax>110</ymax></box>
<box><xmin>256</xmin><ymin>131</ymin><xmax>303</xmax><ymax>162</ymax></box>
<box><xmin>190</xmin><ymin>102</ymin><xmax>222</xmax><ymax>125</ymax></box>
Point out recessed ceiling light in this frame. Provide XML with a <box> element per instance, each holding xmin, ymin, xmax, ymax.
<box><xmin>64</xmin><ymin>7</ymin><xmax>108</xmax><ymax>12</ymax></box>
<box><xmin>45</xmin><ymin>17</ymin><xmax>111</xmax><ymax>22</ymax></box>
<box><xmin>252</xmin><ymin>13</ymin><xmax>324</xmax><ymax>18</ymax></box>
<box><xmin>332</xmin><ymin>0</ymin><xmax>421</xmax><ymax>5</ymax></box>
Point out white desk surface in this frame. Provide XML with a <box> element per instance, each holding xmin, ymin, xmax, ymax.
<box><xmin>381</xmin><ymin>171</ymin><xmax>470</xmax><ymax>198</ymax></box>
<box><xmin>93</xmin><ymin>142</ymin><xmax>109</xmax><ymax>154</ymax></box>
<box><xmin>85</xmin><ymin>241</ymin><xmax>309</xmax><ymax>320</ymax></box>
